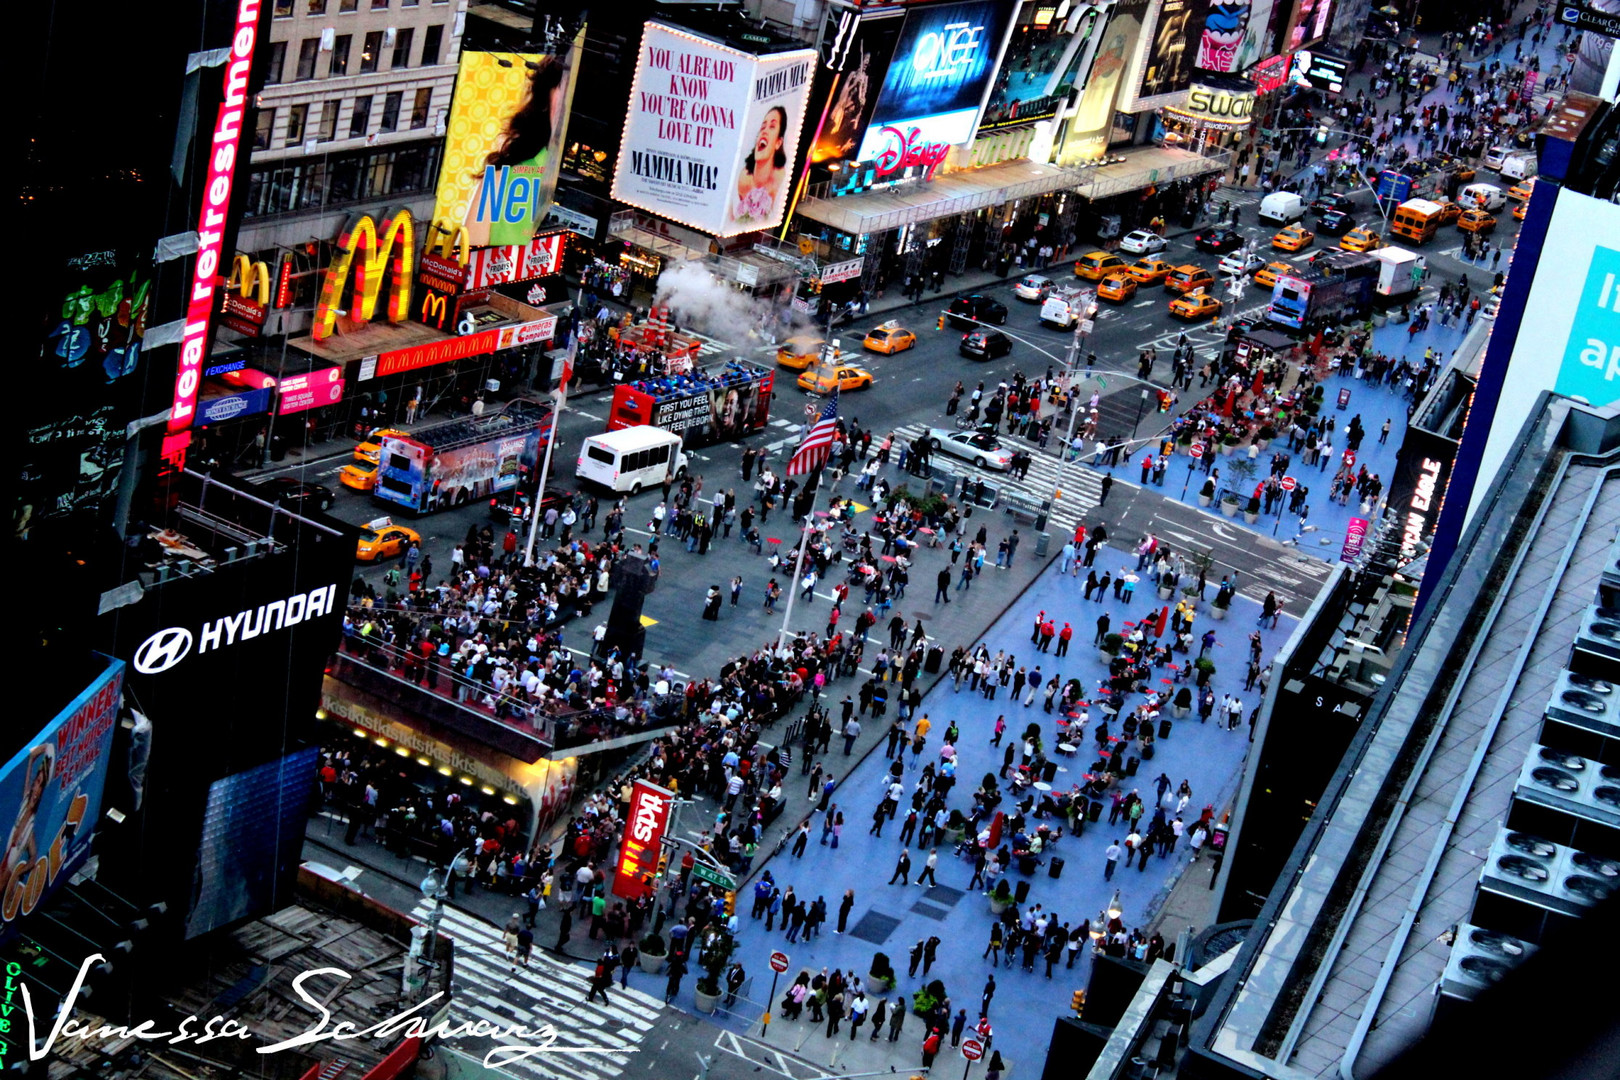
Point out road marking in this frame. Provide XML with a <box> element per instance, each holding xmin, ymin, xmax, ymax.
<box><xmin>1134</xmin><ymin>300</ymin><xmax>1155</xmax><ymax>308</ymax></box>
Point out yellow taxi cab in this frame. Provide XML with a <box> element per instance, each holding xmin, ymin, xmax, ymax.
<box><xmin>1073</xmin><ymin>251</ymin><xmax>1128</xmax><ymax>280</ymax></box>
<box><xmin>1507</xmin><ymin>179</ymin><xmax>1535</xmax><ymax>202</ymax></box>
<box><xmin>776</xmin><ymin>335</ymin><xmax>839</xmax><ymax>371</ymax></box>
<box><xmin>798</xmin><ymin>363</ymin><xmax>873</xmax><ymax>394</ymax></box>
<box><xmin>1458</xmin><ymin>208</ymin><xmax>1497</xmax><ymax>234</ymax></box>
<box><xmin>1513</xmin><ymin>200</ymin><xmax>1527</xmax><ymax>221</ymax></box>
<box><xmin>1253</xmin><ymin>261</ymin><xmax>1293</xmax><ymax>289</ymax></box>
<box><xmin>1164</xmin><ymin>265</ymin><xmax>1215</xmax><ymax>295</ymax></box>
<box><xmin>355</xmin><ymin>427</ymin><xmax>408</xmax><ymax>465</ymax></box>
<box><xmin>1169</xmin><ymin>290</ymin><xmax>1222</xmax><ymax>320</ymax></box>
<box><xmin>1432</xmin><ymin>197</ymin><xmax>1463</xmax><ymax>226</ymax></box>
<box><xmin>1097</xmin><ymin>272</ymin><xmax>1139</xmax><ymax>303</ymax></box>
<box><xmin>1272</xmin><ymin>223</ymin><xmax>1315</xmax><ymax>252</ymax></box>
<box><xmin>861</xmin><ymin>322</ymin><xmax>916</xmax><ymax>355</ymax></box>
<box><xmin>1126</xmin><ymin>257</ymin><xmax>1175</xmax><ymax>285</ymax></box>
<box><xmin>356</xmin><ymin>518</ymin><xmax>421</xmax><ymax>563</ymax></box>
<box><xmin>339</xmin><ymin>459</ymin><xmax>378</xmax><ymax>492</ymax></box>
<box><xmin>1338</xmin><ymin>227</ymin><xmax>1380</xmax><ymax>252</ymax></box>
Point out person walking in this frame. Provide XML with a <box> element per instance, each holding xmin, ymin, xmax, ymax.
<box><xmin>1104</xmin><ymin>839</ymin><xmax>1121</xmax><ymax>880</ymax></box>
<box><xmin>837</xmin><ymin>889</ymin><xmax>855</xmax><ymax>933</ymax></box>
<box><xmin>887</xmin><ymin>996</ymin><xmax>907</xmax><ymax>1042</ymax></box>
<box><xmin>792</xmin><ymin>820</ymin><xmax>812</xmax><ymax>857</ymax></box>
<box><xmin>870</xmin><ymin>996</ymin><xmax>889</xmax><ymax>1041</ymax></box>
<box><xmin>890</xmin><ymin>849</ymin><xmax>912</xmax><ymax>886</ymax></box>
<box><xmin>981</xmin><ymin>974</ymin><xmax>997</xmax><ymax>1015</ymax></box>
<box><xmin>951</xmin><ymin>1009</ymin><xmax>968</xmax><ymax>1047</ymax></box>
<box><xmin>909</xmin><ymin>938</ymin><xmax>927</xmax><ymax>978</ymax></box>
<box><xmin>663</xmin><ymin>953</ymin><xmax>687</xmax><ymax>1003</ymax></box>
<box><xmin>922</xmin><ymin>1029</ymin><xmax>943</xmax><ymax>1069</ymax></box>
<box><xmin>916</xmin><ymin>849</ymin><xmax>939</xmax><ymax>887</ymax></box>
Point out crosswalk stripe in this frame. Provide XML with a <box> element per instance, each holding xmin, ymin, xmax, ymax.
<box><xmin>411</xmin><ymin>901</ymin><xmax>664</xmax><ymax>1080</ymax></box>
<box><xmin>889</xmin><ymin>424</ymin><xmax>1104</xmax><ymax>533</ymax></box>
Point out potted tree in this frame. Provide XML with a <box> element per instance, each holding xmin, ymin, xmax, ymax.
<box><xmin>1181</xmin><ymin>583</ymin><xmax>1202</xmax><ymax>610</ymax></box>
<box><xmin>942</xmin><ymin>809</ymin><xmax>969</xmax><ymax>848</ymax></box>
<box><xmin>989</xmin><ymin>879</ymin><xmax>1014</xmax><ymax>915</ymax></box>
<box><xmin>1220</xmin><ymin>432</ymin><xmax>1241</xmax><ymax>456</ymax></box>
<box><xmin>693</xmin><ymin>930</ymin><xmax>734</xmax><ymax>1014</ymax></box>
<box><xmin>1211</xmin><ymin>589</ymin><xmax>1232</xmax><ymax>621</ymax></box>
<box><xmin>1194</xmin><ymin>657</ymin><xmax>1216</xmax><ymax>687</ymax></box>
<box><xmin>1198</xmin><ymin>477</ymin><xmax>1216</xmax><ymax>507</ymax></box>
<box><xmin>1254</xmin><ymin>423</ymin><xmax>1276</xmax><ymax>451</ymax></box>
<box><xmin>1157</xmin><ymin>571</ymin><xmax>1176</xmax><ymax>601</ymax></box>
<box><xmin>870</xmin><ymin>952</ymin><xmax>898</xmax><ymax>992</ymax></box>
<box><xmin>639</xmin><ymin>931</ymin><xmax>668</xmax><ymax>975</ymax></box>
<box><xmin>1173</xmin><ymin>687</ymin><xmax>1193</xmax><ymax>719</ymax></box>
<box><xmin>1244</xmin><ymin>493</ymin><xmax>1262</xmax><ymax>524</ymax></box>
<box><xmin>1219</xmin><ymin>490</ymin><xmax>1242</xmax><ymax>518</ymax></box>
<box><xmin>1099</xmin><ymin>632</ymin><xmax>1124</xmax><ymax>666</ymax></box>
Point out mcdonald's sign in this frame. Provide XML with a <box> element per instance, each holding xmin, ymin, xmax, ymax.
<box><xmin>220</xmin><ymin>255</ymin><xmax>271</xmax><ymax>336</ymax></box>
<box><xmin>312</xmin><ymin>210</ymin><xmax>416</xmax><ymax>342</ymax></box>
<box><xmin>418</xmin><ymin>289</ymin><xmax>454</xmax><ymax>332</ymax></box>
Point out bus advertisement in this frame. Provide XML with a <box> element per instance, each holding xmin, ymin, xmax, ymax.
<box><xmin>374</xmin><ymin>400</ymin><xmax>553</xmax><ymax>514</ymax></box>
<box><xmin>607</xmin><ymin>361</ymin><xmax>775</xmax><ymax>449</ymax></box>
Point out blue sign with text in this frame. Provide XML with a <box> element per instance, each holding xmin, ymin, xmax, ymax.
<box><xmin>1555</xmin><ymin>244</ymin><xmax>1620</xmax><ymax>407</ymax></box>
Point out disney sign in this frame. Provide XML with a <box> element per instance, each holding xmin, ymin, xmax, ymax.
<box><xmin>870</xmin><ymin>125</ymin><xmax>950</xmax><ymax>179</ymax></box>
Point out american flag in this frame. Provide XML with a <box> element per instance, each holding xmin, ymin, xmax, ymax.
<box><xmin>787</xmin><ymin>389</ymin><xmax>839</xmax><ymax>477</ymax></box>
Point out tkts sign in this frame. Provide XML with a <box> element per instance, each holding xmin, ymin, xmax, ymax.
<box><xmin>612</xmin><ymin>779</ymin><xmax>673</xmax><ymax>898</ymax></box>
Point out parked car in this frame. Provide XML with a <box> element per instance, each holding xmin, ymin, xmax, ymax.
<box><xmin>926</xmin><ymin>426</ymin><xmax>1014</xmax><ymax>471</ymax></box>
<box><xmin>959</xmin><ymin>329</ymin><xmax>1013</xmax><ymax>360</ymax></box>
<box><xmin>947</xmin><ymin>294</ymin><xmax>1008</xmax><ymax>327</ymax></box>
<box><xmin>1118</xmin><ymin>229</ymin><xmax>1168</xmax><ymax>255</ymax></box>
<box><xmin>257</xmin><ymin>477</ymin><xmax>334</xmax><ymax>511</ymax></box>
<box><xmin>1194</xmin><ymin>228</ymin><xmax>1245</xmax><ymax>254</ymax></box>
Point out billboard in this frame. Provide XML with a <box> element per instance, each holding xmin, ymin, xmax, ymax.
<box><xmin>1197</xmin><ymin>0</ymin><xmax>1280</xmax><ymax>73</ymax></box>
<box><xmin>1060</xmin><ymin>0</ymin><xmax>1149</xmax><ymax>164</ymax></box>
<box><xmin>809</xmin><ymin>13</ymin><xmax>905</xmax><ymax>164</ymax></box>
<box><xmin>854</xmin><ymin>0</ymin><xmax>1018</xmax><ymax>162</ymax></box>
<box><xmin>312</xmin><ymin>211</ymin><xmax>416</xmax><ymax>342</ymax></box>
<box><xmin>978</xmin><ymin>3</ymin><xmax>1106</xmax><ymax>133</ymax></box>
<box><xmin>0</xmin><ymin>658</ymin><xmax>122</xmax><ymax>940</ymax></box>
<box><xmin>432</xmin><ymin>37</ymin><xmax>584</xmax><ymax>249</ymax></box>
<box><xmin>1122</xmin><ymin>0</ymin><xmax>1214</xmax><ymax>111</ymax></box>
<box><xmin>1279</xmin><ymin>0</ymin><xmax>1332</xmax><ymax>50</ymax></box>
<box><xmin>612</xmin><ymin>24</ymin><xmax>817</xmax><ymax>237</ymax></box>
<box><xmin>466</xmin><ymin>232</ymin><xmax>566</xmax><ymax>290</ymax></box>
<box><xmin>612</xmin><ymin>779</ymin><xmax>673</xmax><ymax>898</ymax></box>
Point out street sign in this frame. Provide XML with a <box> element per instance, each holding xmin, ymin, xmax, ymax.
<box><xmin>1095</xmin><ymin>376</ymin><xmax>1108</xmax><ymax>389</ymax></box>
<box><xmin>962</xmin><ymin>1039</ymin><xmax>985</xmax><ymax>1061</ymax></box>
<box><xmin>822</xmin><ymin>257</ymin><xmax>864</xmax><ymax>284</ymax></box>
<box><xmin>1079</xmin><ymin>319</ymin><xmax>1096</xmax><ymax>335</ymax></box>
<box><xmin>1281</xmin><ymin>475</ymin><xmax>1297</xmax><ymax>491</ymax></box>
<box><xmin>1558</xmin><ymin>3</ymin><xmax>1620</xmax><ymax>37</ymax></box>
<box><xmin>692</xmin><ymin>863</ymin><xmax>737</xmax><ymax>890</ymax></box>
<box><xmin>769</xmin><ymin>950</ymin><xmax>791</xmax><ymax>973</ymax></box>
<box><xmin>1189</xmin><ymin>443</ymin><xmax>1204</xmax><ymax>459</ymax></box>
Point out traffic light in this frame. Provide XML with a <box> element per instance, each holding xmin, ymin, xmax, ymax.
<box><xmin>1157</xmin><ymin>391</ymin><xmax>1172</xmax><ymax>412</ymax></box>
<box><xmin>1071</xmin><ymin>989</ymin><xmax>1086</xmax><ymax>1015</ymax></box>
<box><xmin>937</xmin><ymin>314</ymin><xmax>945</xmax><ymax>330</ymax></box>
<box><xmin>725</xmin><ymin>890</ymin><xmax>737</xmax><ymax>916</ymax></box>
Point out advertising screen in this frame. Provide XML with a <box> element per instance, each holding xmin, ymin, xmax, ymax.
<box><xmin>1280</xmin><ymin>0</ymin><xmax>1332</xmax><ymax>49</ymax></box>
<box><xmin>0</xmin><ymin>658</ymin><xmax>122</xmax><ymax>943</ymax></box>
<box><xmin>810</xmin><ymin>13</ymin><xmax>905</xmax><ymax>164</ymax></box>
<box><xmin>1251</xmin><ymin>51</ymin><xmax>1292</xmax><ymax>94</ymax></box>
<box><xmin>431</xmin><ymin>35</ymin><xmax>584</xmax><ymax>249</ymax></box>
<box><xmin>855</xmin><ymin>0</ymin><xmax>1018</xmax><ymax>162</ymax></box>
<box><xmin>466</xmin><ymin>232</ymin><xmax>566</xmax><ymax>290</ymax></box>
<box><xmin>612</xmin><ymin>24</ymin><xmax>817</xmax><ymax>237</ymax></box>
<box><xmin>978</xmin><ymin>3</ymin><xmax>1105</xmax><ymax>132</ymax></box>
<box><xmin>1060</xmin><ymin>0</ymin><xmax>1149</xmax><ymax>164</ymax></box>
<box><xmin>1291</xmin><ymin>49</ymin><xmax>1348</xmax><ymax>92</ymax></box>
<box><xmin>1196</xmin><ymin>0</ymin><xmax>1279</xmax><ymax>73</ymax></box>
<box><xmin>612</xmin><ymin>779</ymin><xmax>674</xmax><ymax>898</ymax></box>
<box><xmin>1123</xmin><ymin>0</ymin><xmax>1214</xmax><ymax>111</ymax></box>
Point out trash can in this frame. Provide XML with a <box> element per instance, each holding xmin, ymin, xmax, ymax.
<box><xmin>1125</xmin><ymin>754</ymin><xmax>1140</xmax><ymax>777</ymax></box>
<box><xmin>1159</xmin><ymin>717</ymin><xmax>1172</xmax><ymax>739</ymax></box>
<box><xmin>1048</xmin><ymin>856</ymin><xmax>1065</xmax><ymax>879</ymax></box>
<box><xmin>1042</xmin><ymin>760</ymin><xmax>1058</xmax><ymax>783</ymax></box>
<box><xmin>1088</xmin><ymin>800</ymin><xmax>1103</xmax><ymax>822</ymax></box>
<box><xmin>924</xmin><ymin>646</ymin><xmax>944</xmax><ymax>674</ymax></box>
<box><xmin>1035</xmin><ymin>532</ymin><xmax>1051</xmax><ymax>557</ymax></box>
<box><xmin>1014</xmin><ymin>879</ymin><xmax>1031</xmax><ymax>903</ymax></box>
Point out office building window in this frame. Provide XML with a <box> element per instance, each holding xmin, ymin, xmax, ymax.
<box><xmin>391</xmin><ymin>27</ymin><xmax>414</xmax><ymax>68</ymax></box>
<box><xmin>350</xmin><ymin>95</ymin><xmax>372</xmax><ymax>137</ymax></box>
<box><xmin>296</xmin><ymin>38</ymin><xmax>320</xmax><ymax>81</ymax></box>
<box><xmin>402</xmin><ymin>0</ymin><xmax>418</xmax><ymax>6</ymax></box>
<box><xmin>273</xmin><ymin>0</ymin><xmax>294</xmax><ymax>16</ymax></box>
<box><xmin>421</xmin><ymin>24</ymin><xmax>443</xmax><ymax>65</ymax></box>
<box><xmin>372</xmin><ymin>0</ymin><xmax>388</xmax><ymax>7</ymax></box>
<box><xmin>243</xmin><ymin>143</ymin><xmax>441</xmax><ymax>218</ymax></box>
<box><xmin>360</xmin><ymin>30</ymin><xmax>382</xmax><ymax>72</ymax></box>
<box><xmin>318</xmin><ymin>99</ymin><xmax>340</xmax><ymax>142</ymax></box>
<box><xmin>327</xmin><ymin>35</ymin><xmax>350</xmax><ymax>76</ymax></box>
<box><xmin>285</xmin><ymin>103</ymin><xmax>309</xmax><ymax>145</ymax></box>
<box><xmin>409</xmin><ymin>87</ymin><xmax>432</xmax><ymax>128</ymax></box>
<box><xmin>339</xmin><ymin>0</ymin><xmax>357</xmax><ymax>9</ymax></box>
<box><xmin>263</xmin><ymin>41</ymin><xmax>287</xmax><ymax>84</ymax></box>
<box><xmin>306</xmin><ymin>0</ymin><xmax>327</xmax><ymax>12</ymax></box>
<box><xmin>253</xmin><ymin>108</ymin><xmax>277</xmax><ymax>151</ymax></box>
<box><xmin>380</xmin><ymin>91</ymin><xmax>402</xmax><ymax>132</ymax></box>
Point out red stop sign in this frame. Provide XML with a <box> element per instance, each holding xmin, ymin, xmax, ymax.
<box><xmin>769</xmin><ymin>950</ymin><xmax>790</xmax><ymax>973</ymax></box>
<box><xmin>1280</xmin><ymin>475</ymin><xmax>1297</xmax><ymax>491</ymax></box>
<box><xmin>962</xmin><ymin>1039</ymin><xmax>984</xmax><ymax>1061</ymax></box>
<box><xmin>1189</xmin><ymin>443</ymin><xmax>1204</xmax><ymax>459</ymax></box>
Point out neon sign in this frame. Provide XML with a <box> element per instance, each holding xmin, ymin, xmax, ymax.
<box><xmin>912</xmin><ymin>20</ymin><xmax>986</xmax><ymax>81</ymax></box>
<box><xmin>312</xmin><ymin>211</ymin><xmax>416</xmax><ymax>342</ymax></box>
<box><xmin>871</xmin><ymin>125</ymin><xmax>950</xmax><ymax>178</ymax></box>
<box><xmin>163</xmin><ymin>0</ymin><xmax>261</xmax><ymax>467</ymax></box>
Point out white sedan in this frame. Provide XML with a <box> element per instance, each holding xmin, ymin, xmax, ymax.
<box><xmin>1218</xmin><ymin>250</ymin><xmax>1267</xmax><ymax>277</ymax></box>
<box><xmin>1119</xmin><ymin>229</ymin><xmax>1168</xmax><ymax>255</ymax></box>
<box><xmin>927</xmin><ymin>426</ymin><xmax>1014</xmax><ymax>471</ymax></box>
<box><xmin>1013</xmin><ymin>274</ymin><xmax>1053</xmax><ymax>302</ymax></box>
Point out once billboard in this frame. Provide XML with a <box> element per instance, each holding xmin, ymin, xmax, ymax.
<box><xmin>0</xmin><ymin>658</ymin><xmax>122</xmax><ymax>939</ymax></box>
<box><xmin>855</xmin><ymin>0</ymin><xmax>1018</xmax><ymax>162</ymax></box>
<box><xmin>1122</xmin><ymin>0</ymin><xmax>1214</xmax><ymax>111</ymax></box>
<box><xmin>432</xmin><ymin>37</ymin><xmax>584</xmax><ymax>249</ymax></box>
<box><xmin>978</xmin><ymin>3</ymin><xmax>1106</xmax><ymax>133</ymax></box>
<box><xmin>612</xmin><ymin>24</ymin><xmax>816</xmax><ymax>237</ymax></box>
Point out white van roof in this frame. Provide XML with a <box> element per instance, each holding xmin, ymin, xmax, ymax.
<box><xmin>1397</xmin><ymin>198</ymin><xmax>1443</xmax><ymax>213</ymax></box>
<box><xmin>1261</xmin><ymin>191</ymin><xmax>1301</xmax><ymax>203</ymax></box>
<box><xmin>585</xmin><ymin>425</ymin><xmax>684</xmax><ymax>451</ymax></box>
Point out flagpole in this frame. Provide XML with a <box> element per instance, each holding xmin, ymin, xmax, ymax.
<box><xmin>773</xmin><ymin>477</ymin><xmax>824</xmax><ymax>654</ymax></box>
<box><xmin>524</xmin><ymin>328</ymin><xmax>577</xmax><ymax>568</ymax></box>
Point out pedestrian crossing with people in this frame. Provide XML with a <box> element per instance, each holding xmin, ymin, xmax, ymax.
<box><xmin>409</xmin><ymin>900</ymin><xmax>665</xmax><ymax>1080</ymax></box>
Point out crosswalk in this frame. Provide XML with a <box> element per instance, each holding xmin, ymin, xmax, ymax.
<box><xmin>891</xmin><ymin>423</ymin><xmax>1106</xmax><ymax>535</ymax></box>
<box><xmin>412</xmin><ymin>901</ymin><xmax>665</xmax><ymax>1080</ymax></box>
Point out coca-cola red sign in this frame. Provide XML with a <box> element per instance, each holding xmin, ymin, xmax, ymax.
<box><xmin>870</xmin><ymin>125</ymin><xmax>950</xmax><ymax>179</ymax></box>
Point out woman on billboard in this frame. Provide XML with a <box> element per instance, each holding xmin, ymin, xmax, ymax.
<box><xmin>1</xmin><ymin>746</ymin><xmax>52</xmax><ymax>916</ymax></box>
<box><xmin>465</xmin><ymin>55</ymin><xmax>571</xmax><ymax>247</ymax></box>
<box><xmin>732</xmin><ymin>106</ymin><xmax>791</xmax><ymax>227</ymax></box>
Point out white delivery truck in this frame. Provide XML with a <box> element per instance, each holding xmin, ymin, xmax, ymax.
<box><xmin>1040</xmin><ymin>286</ymin><xmax>1097</xmax><ymax>329</ymax></box>
<box><xmin>576</xmin><ymin>425</ymin><xmax>689</xmax><ymax>495</ymax></box>
<box><xmin>1499</xmin><ymin>151</ymin><xmax>1538</xmax><ymax>182</ymax></box>
<box><xmin>1369</xmin><ymin>246</ymin><xmax>1428</xmax><ymax>307</ymax></box>
<box><xmin>1258</xmin><ymin>191</ymin><xmax>1306</xmax><ymax>224</ymax></box>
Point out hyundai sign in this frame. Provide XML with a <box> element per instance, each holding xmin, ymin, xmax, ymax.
<box><xmin>855</xmin><ymin>0</ymin><xmax>1017</xmax><ymax>163</ymax></box>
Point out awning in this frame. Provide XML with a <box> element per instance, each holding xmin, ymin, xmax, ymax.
<box><xmin>1069</xmin><ymin>146</ymin><xmax>1234</xmax><ymax>201</ymax></box>
<box><xmin>794</xmin><ymin>159</ymin><xmax>1089</xmax><ymax>237</ymax></box>
<box><xmin>607</xmin><ymin>211</ymin><xmax>713</xmax><ymax>262</ymax></box>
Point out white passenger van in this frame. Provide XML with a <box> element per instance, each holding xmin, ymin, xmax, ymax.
<box><xmin>575</xmin><ymin>426</ymin><xmax>689</xmax><ymax>494</ymax></box>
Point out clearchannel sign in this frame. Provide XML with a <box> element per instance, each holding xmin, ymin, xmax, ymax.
<box><xmin>855</xmin><ymin>0</ymin><xmax>1016</xmax><ymax>164</ymax></box>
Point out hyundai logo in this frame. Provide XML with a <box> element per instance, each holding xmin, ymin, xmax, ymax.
<box><xmin>133</xmin><ymin>627</ymin><xmax>194</xmax><ymax>674</ymax></box>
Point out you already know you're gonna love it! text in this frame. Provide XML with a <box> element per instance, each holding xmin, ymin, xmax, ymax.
<box><xmin>3</xmin><ymin>955</ymin><xmax>630</xmax><ymax>1069</ymax></box>
<box><xmin>613</xmin><ymin>23</ymin><xmax>815</xmax><ymax>238</ymax></box>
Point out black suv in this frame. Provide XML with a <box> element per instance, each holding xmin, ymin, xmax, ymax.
<box><xmin>1310</xmin><ymin>192</ymin><xmax>1355</xmax><ymax>216</ymax></box>
<box><xmin>947</xmin><ymin>294</ymin><xmax>1008</xmax><ymax>327</ymax></box>
<box><xmin>257</xmin><ymin>477</ymin><xmax>334</xmax><ymax>511</ymax></box>
<box><xmin>1193</xmin><ymin>228</ymin><xmax>1244</xmax><ymax>254</ymax></box>
<box><xmin>959</xmin><ymin>329</ymin><xmax>1013</xmax><ymax>360</ymax></box>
